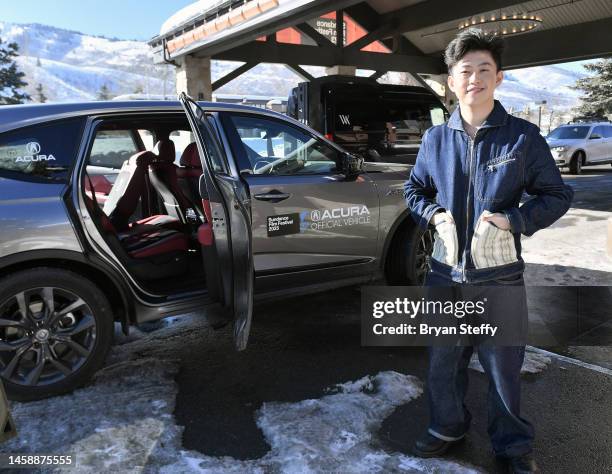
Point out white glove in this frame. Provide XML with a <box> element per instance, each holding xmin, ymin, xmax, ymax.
<box><xmin>471</xmin><ymin>210</ymin><xmax>518</xmax><ymax>269</ymax></box>
<box><xmin>431</xmin><ymin>211</ymin><xmax>458</xmax><ymax>267</ymax></box>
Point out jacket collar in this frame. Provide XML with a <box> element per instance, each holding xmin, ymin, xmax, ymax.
<box><xmin>446</xmin><ymin>99</ymin><xmax>508</xmax><ymax>132</ymax></box>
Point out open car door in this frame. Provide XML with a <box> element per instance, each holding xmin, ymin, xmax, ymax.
<box><xmin>180</xmin><ymin>93</ymin><xmax>253</xmax><ymax>351</ymax></box>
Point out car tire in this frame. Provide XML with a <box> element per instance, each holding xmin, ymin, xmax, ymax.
<box><xmin>0</xmin><ymin>268</ymin><xmax>114</xmax><ymax>401</ymax></box>
<box><xmin>569</xmin><ymin>151</ymin><xmax>583</xmax><ymax>175</ymax></box>
<box><xmin>386</xmin><ymin>222</ymin><xmax>434</xmax><ymax>285</ymax></box>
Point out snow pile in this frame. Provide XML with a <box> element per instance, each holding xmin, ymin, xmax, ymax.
<box><xmin>1</xmin><ymin>313</ymin><xmax>482</xmax><ymax>473</ymax></box>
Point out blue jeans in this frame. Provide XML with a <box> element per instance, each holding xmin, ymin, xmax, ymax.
<box><xmin>424</xmin><ymin>270</ymin><xmax>535</xmax><ymax>458</ymax></box>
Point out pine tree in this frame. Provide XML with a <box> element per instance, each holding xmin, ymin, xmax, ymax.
<box><xmin>571</xmin><ymin>58</ymin><xmax>612</xmax><ymax>118</ymax></box>
<box><xmin>36</xmin><ymin>83</ymin><xmax>47</xmax><ymax>103</ymax></box>
<box><xmin>97</xmin><ymin>83</ymin><xmax>112</xmax><ymax>101</ymax></box>
<box><xmin>0</xmin><ymin>37</ymin><xmax>30</xmax><ymax>105</ymax></box>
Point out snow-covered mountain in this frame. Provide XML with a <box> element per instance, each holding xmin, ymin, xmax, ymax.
<box><xmin>0</xmin><ymin>21</ymin><xmax>592</xmax><ymax>117</ymax></box>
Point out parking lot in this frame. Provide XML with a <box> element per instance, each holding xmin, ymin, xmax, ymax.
<box><xmin>2</xmin><ymin>165</ymin><xmax>611</xmax><ymax>474</ymax></box>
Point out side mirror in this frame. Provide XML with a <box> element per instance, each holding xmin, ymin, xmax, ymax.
<box><xmin>590</xmin><ymin>133</ymin><xmax>602</xmax><ymax>139</ymax></box>
<box><xmin>340</xmin><ymin>151</ymin><xmax>364</xmax><ymax>178</ymax></box>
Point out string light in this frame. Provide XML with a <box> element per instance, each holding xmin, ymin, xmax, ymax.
<box><xmin>458</xmin><ymin>10</ymin><xmax>543</xmax><ymax>37</ymax></box>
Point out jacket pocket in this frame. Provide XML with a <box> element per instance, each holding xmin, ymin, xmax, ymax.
<box><xmin>471</xmin><ymin>211</ymin><xmax>518</xmax><ymax>269</ymax></box>
<box><xmin>476</xmin><ymin>151</ymin><xmax>522</xmax><ymax>203</ymax></box>
<box><xmin>431</xmin><ymin>211</ymin><xmax>459</xmax><ymax>267</ymax></box>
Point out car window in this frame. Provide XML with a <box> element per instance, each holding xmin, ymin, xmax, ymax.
<box><xmin>137</xmin><ymin>129</ymin><xmax>154</xmax><ymax>150</ymax></box>
<box><xmin>89</xmin><ymin>130</ymin><xmax>139</xmax><ymax>169</ymax></box>
<box><xmin>591</xmin><ymin>126</ymin><xmax>605</xmax><ymax>138</ymax></box>
<box><xmin>604</xmin><ymin>126</ymin><xmax>612</xmax><ymax>138</ymax></box>
<box><xmin>227</xmin><ymin>114</ymin><xmax>339</xmax><ymax>175</ymax></box>
<box><xmin>547</xmin><ymin>126</ymin><xmax>590</xmax><ymax>140</ymax></box>
<box><xmin>169</xmin><ymin>130</ymin><xmax>194</xmax><ymax>164</ymax></box>
<box><xmin>0</xmin><ymin>118</ymin><xmax>84</xmax><ymax>183</ymax></box>
<box><xmin>335</xmin><ymin>99</ymin><xmax>445</xmax><ymax>142</ymax></box>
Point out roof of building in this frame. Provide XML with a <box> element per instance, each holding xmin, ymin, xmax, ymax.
<box><xmin>149</xmin><ymin>0</ymin><xmax>612</xmax><ymax>72</ymax></box>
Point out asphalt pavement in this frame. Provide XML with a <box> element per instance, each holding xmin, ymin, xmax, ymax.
<box><xmin>173</xmin><ymin>286</ymin><xmax>612</xmax><ymax>473</ymax></box>
<box><xmin>172</xmin><ymin>165</ymin><xmax>612</xmax><ymax>473</ymax></box>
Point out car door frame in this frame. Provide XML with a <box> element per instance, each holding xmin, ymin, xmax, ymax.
<box><xmin>180</xmin><ymin>93</ymin><xmax>254</xmax><ymax>351</ymax></box>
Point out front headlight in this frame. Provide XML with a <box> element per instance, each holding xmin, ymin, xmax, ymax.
<box><xmin>551</xmin><ymin>146</ymin><xmax>567</xmax><ymax>152</ymax></box>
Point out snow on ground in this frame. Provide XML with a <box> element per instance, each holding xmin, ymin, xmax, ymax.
<box><xmin>522</xmin><ymin>207</ymin><xmax>612</xmax><ymax>286</ymax></box>
<box><xmin>469</xmin><ymin>347</ymin><xmax>552</xmax><ymax>375</ymax></box>
<box><xmin>2</xmin><ymin>314</ymin><xmax>482</xmax><ymax>474</ymax></box>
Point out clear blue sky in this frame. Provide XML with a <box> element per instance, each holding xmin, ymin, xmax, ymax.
<box><xmin>2</xmin><ymin>0</ymin><xmax>196</xmax><ymax>40</ymax></box>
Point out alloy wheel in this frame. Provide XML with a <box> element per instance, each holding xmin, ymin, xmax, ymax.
<box><xmin>0</xmin><ymin>287</ymin><xmax>97</xmax><ymax>387</ymax></box>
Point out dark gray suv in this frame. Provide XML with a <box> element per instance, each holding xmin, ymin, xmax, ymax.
<box><xmin>0</xmin><ymin>95</ymin><xmax>431</xmax><ymax>401</ymax></box>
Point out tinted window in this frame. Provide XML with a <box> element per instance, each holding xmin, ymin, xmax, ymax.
<box><xmin>89</xmin><ymin>130</ymin><xmax>139</xmax><ymax>169</ymax></box>
<box><xmin>547</xmin><ymin>126</ymin><xmax>590</xmax><ymax>139</ymax></box>
<box><xmin>604</xmin><ymin>126</ymin><xmax>612</xmax><ymax>138</ymax></box>
<box><xmin>590</xmin><ymin>126</ymin><xmax>606</xmax><ymax>138</ymax></box>
<box><xmin>334</xmin><ymin>99</ymin><xmax>446</xmax><ymax>139</ymax></box>
<box><xmin>228</xmin><ymin>114</ymin><xmax>338</xmax><ymax>175</ymax></box>
<box><xmin>0</xmin><ymin>118</ymin><xmax>84</xmax><ymax>182</ymax></box>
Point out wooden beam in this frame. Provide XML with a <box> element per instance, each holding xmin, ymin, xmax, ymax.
<box><xmin>336</xmin><ymin>9</ymin><xmax>344</xmax><ymax>47</ymax></box>
<box><xmin>295</xmin><ymin>22</ymin><xmax>334</xmax><ymax>47</ymax></box>
<box><xmin>344</xmin><ymin>2</ymin><xmax>421</xmax><ymax>55</ymax></box>
<box><xmin>285</xmin><ymin>64</ymin><xmax>315</xmax><ymax>82</ymax></box>
<box><xmin>345</xmin><ymin>21</ymin><xmax>398</xmax><ymax>52</ymax></box>
<box><xmin>212</xmin><ymin>62</ymin><xmax>256</xmax><ymax>90</ymax></box>
<box><xmin>214</xmin><ymin>41</ymin><xmax>445</xmax><ymax>73</ymax></box>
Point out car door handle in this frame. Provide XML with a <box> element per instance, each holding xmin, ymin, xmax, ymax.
<box><xmin>254</xmin><ymin>191</ymin><xmax>291</xmax><ymax>202</ymax></box>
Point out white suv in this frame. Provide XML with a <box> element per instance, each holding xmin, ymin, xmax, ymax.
<box><xmin>546</xmin><ymin>119</ymin><xmax>612</xmax><ymax>174</ymax></box>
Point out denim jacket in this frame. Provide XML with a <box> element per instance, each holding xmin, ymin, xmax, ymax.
<box><xmin>404</xmin><ymin>100</ymin><xmax>573</xmax><ymax>283</ymax></box>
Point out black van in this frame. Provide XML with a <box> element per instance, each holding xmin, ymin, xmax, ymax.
<box><xmin>287</xmin><ymin>75</ymin><xmax>449</xmax><ymax>164</ymax></box>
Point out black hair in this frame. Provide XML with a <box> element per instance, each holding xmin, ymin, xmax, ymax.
<box><xmin>444</xmin><ymin>28</ymin><xmax>504</xmax><ymax>73</ymax></box>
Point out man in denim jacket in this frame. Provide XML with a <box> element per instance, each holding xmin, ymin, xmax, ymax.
<box><xmin>404</xmin><ymin>29</ymin><xmax>573</xmax><ymax>473</ymax></box>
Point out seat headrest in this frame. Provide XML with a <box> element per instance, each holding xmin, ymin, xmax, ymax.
<box><xmin>153</xmin><ymin>140</ymin><xmax>176</xmax><ymax>163</ymax></box>
<box><xmin>180</xmin><ymin>142</ymin><xmax>200</xmax><ymax>168</ymax></box>
<box><xmin>127</xmin><ymin>150</ymin><xmax>155</xmax><ymax>167</ymax></box>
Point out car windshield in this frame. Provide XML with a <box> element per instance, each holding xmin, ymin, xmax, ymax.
<box><xmin>547</xmin><ymin>126</ymin><xmax>590</xmax><ymax>139</ymax></box>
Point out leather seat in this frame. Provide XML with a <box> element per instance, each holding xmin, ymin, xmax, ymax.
<box><xmin>176</xmin><ymin>142</ymin><xmax>204</xmax><ymax>214</ymax></box>
<box><xmin>149</xmin><ymin>140</ymin><xmax>200</xmax><ymax>223</ymax></box>
<box><xmin>83</xmin><ymin>174</ymin><xmax>189</xmax><ymax>281</ymax></box>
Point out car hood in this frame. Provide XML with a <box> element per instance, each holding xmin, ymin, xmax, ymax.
<box><xmin>545</xmin><ymin>138</ymin><xmax>581</xmax><ymax>147</ymax></box>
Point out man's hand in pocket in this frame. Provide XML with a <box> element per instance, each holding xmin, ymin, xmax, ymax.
<box><xmin>481</xmin><ymin>211</ymin><xmax>511</xmax><ymax>230</ymax></box>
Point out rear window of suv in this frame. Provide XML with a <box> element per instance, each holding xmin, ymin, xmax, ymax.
<box><xmin>0</xmin><ymin>118</ymin><xmax>84</xmax><ymax>182</ymax></box>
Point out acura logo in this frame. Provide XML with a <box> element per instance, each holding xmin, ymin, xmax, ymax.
<box><xmin>311</xmin><ymin>210</ymin><xmax>322</xmax><ymax>221</ymax></box>
<box><xmin>26</xmin><ymin>142</ymin><xmax>41</xmax><ymax>155</ymax></box>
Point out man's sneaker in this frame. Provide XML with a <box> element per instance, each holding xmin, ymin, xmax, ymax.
<box><xmin>506</xmin><ymin>453</ymin><xmax>539</xmax><ymax>473</ymax></box>
<box><xmin>412</xmin><ymin>431</ymin><xmax>464</xmax><ymax>458</ymax></box>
